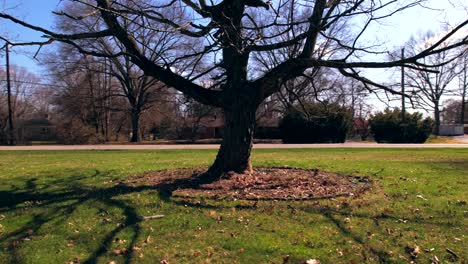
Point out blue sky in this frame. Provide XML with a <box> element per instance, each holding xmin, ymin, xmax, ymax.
<box><xmin>0</xmin><ymin>0</ymin><xmax>59</xmax><ymax>73</ymax></box>
<box><xmin>0</xmin><ymin>0</ymin><xmax>466</xmax><ymax>112</ymax></box>
<box><xmin>1</xmin><ymin>0</ymin><xmax>465</xmax><ymax>73</ymax></box>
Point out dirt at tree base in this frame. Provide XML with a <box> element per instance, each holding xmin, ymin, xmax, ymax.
<box><xmin>128</xmin><ymin>167</ymin><xmax>372</xmax><ymax>200</ymax></box>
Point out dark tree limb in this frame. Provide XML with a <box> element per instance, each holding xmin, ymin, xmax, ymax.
<box><xmin>93</xmin><ymin>0</ymin><xmax>223</xmax><ymax>107</ymax></box>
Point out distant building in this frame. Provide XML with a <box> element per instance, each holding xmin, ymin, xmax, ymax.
<box><xmin>17</xmin><ymin>115</ymin><xmax>57</xmax><ymax>143</ymax></box>
<box><xmin>154</xmin><ymin>115</ymin><xmax>224</xmax><ymax>140</ymax></box>
<box><xmin>185</xmin><ymin>115</ymin><xmax>225</xmax><ymax>139</ymax></box>
<box><xmin>464</xmin><ymin>106</ymin><xmax>468</xmax><ymax>124</ymax></box>
<box><xmin>173</xmin><ymin>112</ymin><xmax>282</xmax><ymax>140</ymax></box>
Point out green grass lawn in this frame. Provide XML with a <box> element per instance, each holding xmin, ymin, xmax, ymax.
<box><xmin>0</xmin><ymin>149</ymin><xmax>466</xmax><ymax>264</ymax></box>
<box><xmin>425</xmin><ymin>136</ymin><xmax>465</xmax><ymax>144</ymax></box>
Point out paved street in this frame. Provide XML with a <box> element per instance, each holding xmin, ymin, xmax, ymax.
<box><xmin>0</xmin><ymin>141</ymin><xmax>467</xmax><ymax>150</ymax></box>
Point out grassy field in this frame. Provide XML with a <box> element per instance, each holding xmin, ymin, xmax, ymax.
<box><xmin>425</xmin><ymin>136</ymin><xmax>465</xmax><ymax>144</ymax></box>
<box><xmin>0</xmin><ymin>149</ymin><xmax>466</xmax><ymax>264</ymax></box>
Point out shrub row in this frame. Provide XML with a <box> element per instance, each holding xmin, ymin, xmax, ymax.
<box><xmin>369</xmin><ymin>108</ymin><xmax>434</xmax><ymax>143</ymax></box>
<box><xmin>279</xmin><ymin>102</ymin><xmax>353</xmax><ymax>143</ymax></box>
<box><xmin>278</xmin><ymin>105</ymin><xmax>433</xmax><ymax>144</ymax></box>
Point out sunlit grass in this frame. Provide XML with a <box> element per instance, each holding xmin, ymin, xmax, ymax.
<box><xmin>0</xmin><ymin>149</ymin><xmax>466</xmax><ymax>263</ymax></box>
<box><xmin>425</xmin><ymin>135</ymin><xmax>465</xmax><ymax>144</ymax></box>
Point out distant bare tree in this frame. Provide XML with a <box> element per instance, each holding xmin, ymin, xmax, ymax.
<box><xmin>3</xmin><ymin>66</ymin><xmax>38</xmax><ymax>117</ymax></box>
<box><xmin>50</xmin><ymin>2</ymin><xmax>180</xmax><ymax>142</ymax></box>
<box><xmin>403</xmin><ymin>32</ymin><xmax>464</xmax><ymax>134</ymax></box>
<box><xmin>458</xmin><ymin>53</ymin><xmax>467</xmax><ymax>124</ymax></box>
<box><xmin>442</xmin><ymin>99</ymin><xmax>462</xmax><ymax>123</ymax></box>
<box><xmin>45</xmin><ymin>40</ymin><xmax>150</xmax><ymax>143</ymax></box>
<box><xmin>0</xmin><ymin>65</ymin><xmax>51</xmax><ymax>144</ymax></box>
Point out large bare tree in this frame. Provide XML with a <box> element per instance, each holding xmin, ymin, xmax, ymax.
<box><xmin>0</xmin><ymin>65</ymin><xmax>40</xmax><ymax>143</ymax></box>
<box><xmin>51</xmin><ymin>2</ymin><xmax>178</xmax><ymax>142</ymax></box>
<box><xmin>458</xmin><ymin>52</ymin><xmax>467</xmax><ymax>124</ymax></box>
<box><xmin>404</xmin><ymin>32</ymin><xmax>465</xmax><ymax>134</ymax></box>
<box><xmin>1</xmin><ymin>0</ymin><xmax>467</xmax><ymax>180</ymax></box>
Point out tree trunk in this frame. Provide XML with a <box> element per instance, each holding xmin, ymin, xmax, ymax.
<box><xmin>434</xmin><ymin>104</ymin><xmax>441</xmax><ymax>135</ymax></box>
<box><xmin>461</xmin><ymin>76</ymin><xmax>466</xmax><ymax>125</ymax></box>
<box><xmin>461</xmin><ymin>59</ymin><xmax>467</xmax><ymax>125</ymax></box>
<box><xmin>130</xmin><ymin>110</ymin><xmax>140</xmax><ymax>142</ymax></box>
<box><xmin>461</xmin><ymin>94</ymin><xmax>466</xmax><ymax>125</ymax></box>
<box><xmin>202</xmin><ymin>100</ymin><xmax>257</xmax><ymax>182</ymax></box>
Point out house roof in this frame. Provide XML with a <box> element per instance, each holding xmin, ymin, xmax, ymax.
<box><xmin>18</xmin><ymin>118</ymin><xmax>53</xmax><ymax>127</ymax></box>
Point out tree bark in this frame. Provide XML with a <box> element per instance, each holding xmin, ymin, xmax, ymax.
<box><xmin>434</xmin><ymin>104</ymin><xmax>441</xmax><ymax>135</ymax></box>
<box><xmin>461</xmin><ymin>61</ymin><xmax>467</xmax><ymax>125</ymax></box>
<box><xmin>461</xmin><ymin>91</ymin><xmax>466</xmax><ymax>125</ymax></box>
<box><xmin>130</xmin><ymin>109</ymin><xmax>140</xmax><ymax>142</ymax></box>
<box><xmin>202</xmin><ymin>99</ymin><xmax>257</xmax><ymax>182</ymax></box>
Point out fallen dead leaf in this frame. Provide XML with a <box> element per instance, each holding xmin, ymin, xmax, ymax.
<box><xmin>405</xmin><ymin>245</ymin><xmax>420</xmax><ymax>258</ymax></box>
<box><xmin>68</xmin><ymin>257</ymin><xmax>80</xmax><ymax>264</ymax></box>
<box><xmin>416</xmin><ymin>195</ymin><xmax>427</xmax><ymax>200</ymax></box>
<box><xmin>424</xmin><ymin>248</ymin><xmax>435</xmax><ymax>252</ymax></box>
<box><xmin>66</xmin><ymin>241</ymin><xmax>75</xmax><ymax>248</ymax></box>
<box><xmin>114</xmin><ymin>238</ymin><xmax>126</xmax><ymax>244</ymax></box>
<box><xmin>144</xmin><ymin>235</ymin><xmax>152</xmax><ymax>244</ymax></box>
<box><xmin>113</xmin><ymin>248</ymin><xmax>128</xmax><ymax>255</ymax></box>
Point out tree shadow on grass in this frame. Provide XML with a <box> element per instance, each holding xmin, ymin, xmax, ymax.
<box><xmin>428</xmin><ymin>160</ymin><xmax>468</xmax><ymax>172</ymax></box>
<box><xmin>0</xmin><ymin>169</ymin><xmax>209</xmax><ymax>264</ymax></box>
<box><xmin>0</xmin><ymin>169</ymin><xmax>457</xmax><ymax>264</ymax></box>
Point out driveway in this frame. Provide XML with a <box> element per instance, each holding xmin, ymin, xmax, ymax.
<box><xmin>453</xmin><ymin>134</ymin><xmax>468</xmax><ymax>143</ymax></box>
<box><xmin>0</xmin><ymin>142</ymin><xmax>467</xmax><ymax>150</ymax></box>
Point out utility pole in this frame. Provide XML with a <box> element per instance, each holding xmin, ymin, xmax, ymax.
<box><xmin>461</xmin><ymin>56</ymin><xmax>467</xmax><ymax>125</ymax></box>
<box><xmin>401</xmin><ymin>48</ymin><xmax>405</xmax><ymax>121</ymax></box>
<box><xmin>5</xmin><ymin>43</ymin><xmax>15</xmax><ymax>145</ymax></box>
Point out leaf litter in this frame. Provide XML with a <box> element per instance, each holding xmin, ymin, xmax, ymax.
<box><xmin>128</xmin><ymin>167</ymin><xmax>372</xmax><ymax>200</ymax></box>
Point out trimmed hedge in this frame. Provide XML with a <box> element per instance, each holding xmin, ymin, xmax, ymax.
<box><xmin>369</xmin><ymin>108</ymin><xmax>434</xmax><ymax>143</ymax></box>
<box><xmin>279</xmin><ymin>102</ymin><xmax>353</xmax><ymax>143</ymax></box>
<box><xmin>254</xmin><ymin>126</ymin><xmax>280</xmax><ymax>139</ymax></box>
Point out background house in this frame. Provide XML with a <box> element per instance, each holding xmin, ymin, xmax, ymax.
<box><xmin>17</xmin><ymin>115</ymin><xmax>57</xmax><ymax>144</ymax></box>
<box><xmin>464</xmin><ymin>107</ymin><xmax>468</xmax><ymax>124</ymax></box>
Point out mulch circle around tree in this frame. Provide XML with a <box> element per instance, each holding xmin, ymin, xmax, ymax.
<box><xmin>127</xmin><ymin>167</ymin><xmax>372</xmax><ymax>200</ymax></box>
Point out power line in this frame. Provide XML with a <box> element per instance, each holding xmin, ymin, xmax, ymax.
<box><xmin>0</xmin><ymin>79</ymin><xmax>68</xmax><ymax>89</ymax></box>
